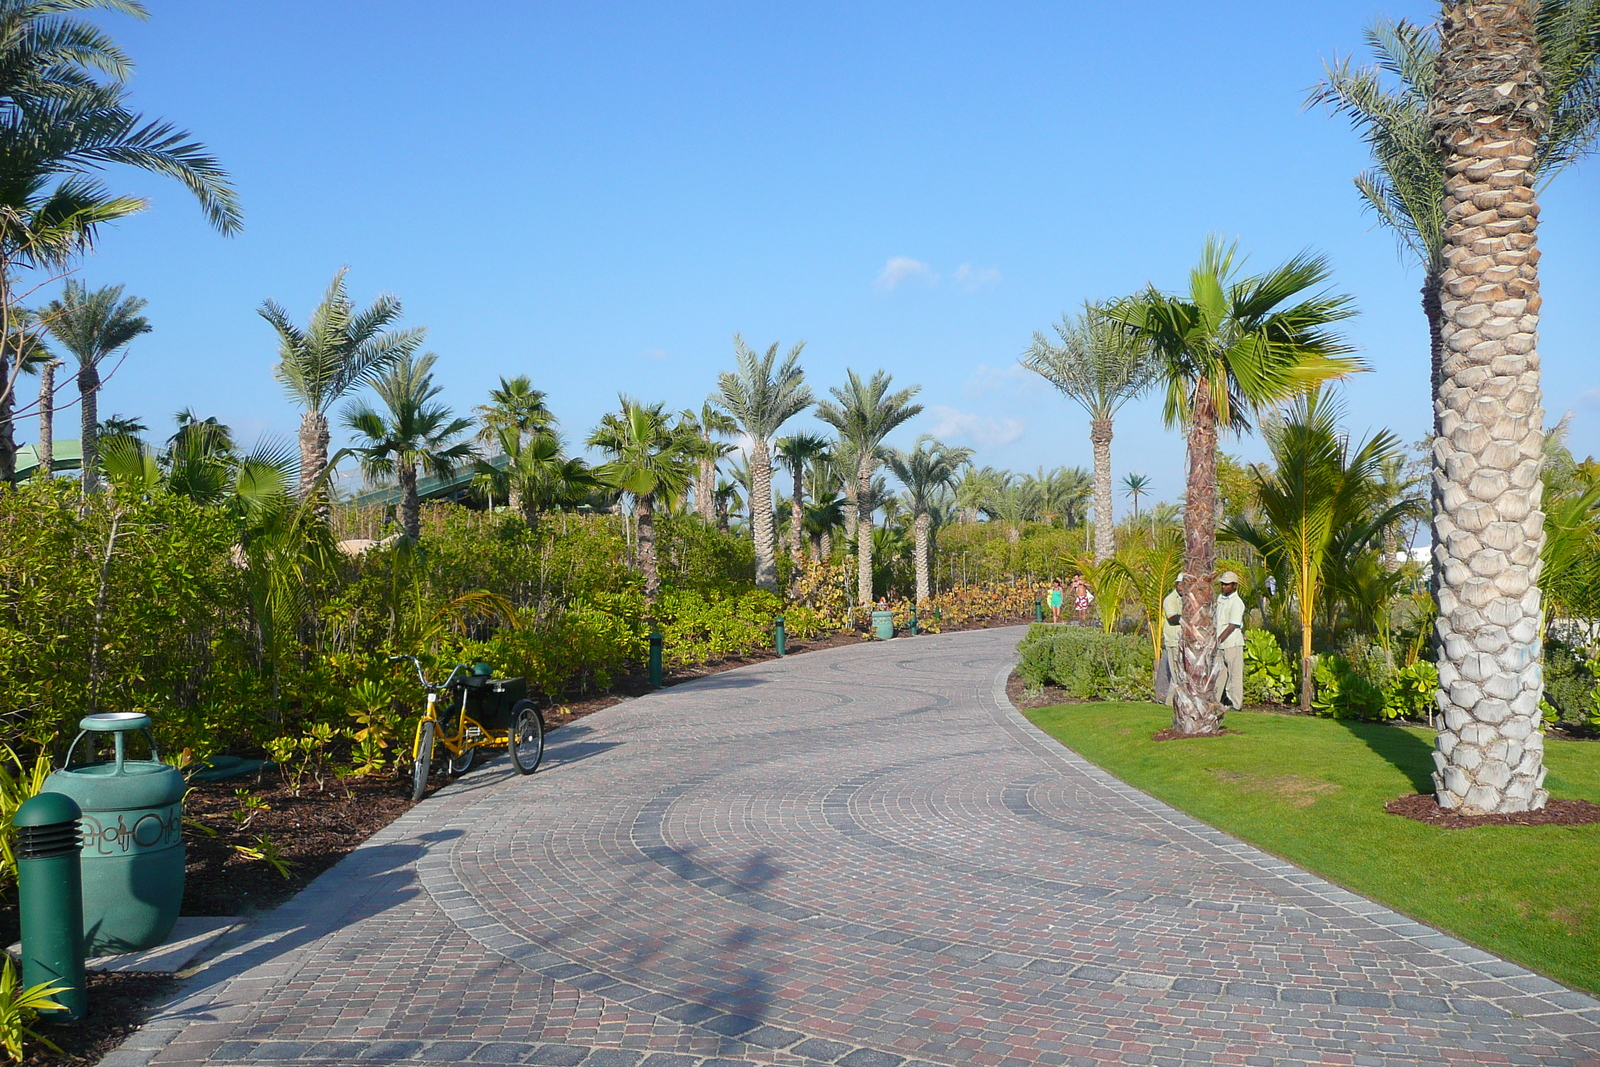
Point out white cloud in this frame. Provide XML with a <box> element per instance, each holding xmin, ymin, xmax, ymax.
<box><xmin>874</xmin><ymin>256</ymin><xmax>936</xmax><ymax>290</ymax></box>
<box><xmin>640</xmin><ymin>348</ymin><xmax>669</xmax><ymax>361</ymax></box>
<box><xmin>964</xmin><ymin>362</ymin><xmax>1041</xmax><ymax>399</ymax></box>
<box><xmin>952</xmin><ymin>263</ymin><xmax>1001</xmax><ymax>292</ymax></box>
<box><xmin>1581</xmin><ymin>388</ymin><xmax>1600</xmax><ymax>408</ymax></box>
<box><xmin>926</xmin><ymin>405</ymin><xmax>1025</xmax><ymax>449</ymax></box>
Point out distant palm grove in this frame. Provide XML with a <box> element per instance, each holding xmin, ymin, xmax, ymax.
<box><xmin>0</xmin><ymin>0</ymin><xmax>1596</xmax><ymax>832</ymax></box>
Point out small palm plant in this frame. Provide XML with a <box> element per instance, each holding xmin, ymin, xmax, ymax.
<box><xmin>714</xmin><ymin>336</ymin><xmax>814</xmax><ymax>591</ymax></box>
<box><xmin>41</xmin><ymin>281</ymin><xmax>150</xmax><ymax>493</ymax></box>
<box><xmin>260</xmin><ymin>269</ymin><xmax>422</xmax><ymax>503</ymax></box>
<box><xmin>816</xmin><ymin>369</ymin><xmax>922</xmax><ymax>608</ymax></box>
<box><xmin>474</xmin><ymin>425</ymin><xmax>596</xmax><ymax>532</ymax></box>
<box><xmin>1111</xmin><ymin>238</ymin><xmax>1360</xmax><ymax>736</ymax></box>
<box><xmin>343</xmin><ymin>353</ymin><xmax>476</xmax><ymax>542</ymax></box>
<box><xmin>588</xmin><ymin>398</ymin><xmax>694</xmax><ymax>605</ymax></box>
<box><xmin>776</xmin><ymin>432</ymin><xmax>831</xmax><ymax>563</ymax></box>
<box><xmin>1223</xmin><ymin>388</ymin><xmax>1416</xmax><ymax>711</ymax></box>
<box><xmin>888</xmin><ymin>436</ymin><xmax>972</xmax><ymax>603</ymax></box>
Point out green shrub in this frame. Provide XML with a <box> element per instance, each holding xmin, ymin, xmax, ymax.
<box><xmin>1017</xmin><ymin>624</ymin><xmax>1154</xmax><ymax>701</ymax></box>
<box><xmin>1381</xmin><ymin>660</ymin><xmax>1438</xmax><ymax>721</ymax></box>
<box><xmin>1243</xmin><ymin>630</ymin><xmax>1294</xmax><ymax>704</ymax></box>
<box><xmin>1311</xmin><ymin>654</ymin><xmax>1386</xmax><ymax>720</ymax></box>
<box><xmin>1543</xmin><ymin>639</ymin><xmax>1598</xmax><ymax>728</ymax></box>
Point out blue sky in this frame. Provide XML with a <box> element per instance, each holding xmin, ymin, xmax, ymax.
<box><xmin>38</xmin><ymin>0</ymin><xmax>1600</xmax><ymax>510</ymax></box>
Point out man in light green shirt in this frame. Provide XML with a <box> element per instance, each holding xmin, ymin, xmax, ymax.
<box><xmin>1155</xmin><ymin>574</ymin><xmax>1184</xmax><ymax>705</ymax></box>
<box><xmin>1214</xmin><ymin>571</ymin><xmax>1246</xmax><ymax>709</ymax></box>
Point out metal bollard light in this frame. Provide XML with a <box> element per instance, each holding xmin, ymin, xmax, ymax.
<box><xmin>909</xmin><ymin>609</ymin><xmax>918</xmax><ymax>636</ymax></box>
<box><xmin>14</xmin><ymin>792</ymin><xmax>87</xmax><ymax>1020</ymax></box>
<box><xmin>774</xmin><ymin>616</ymin><xmax>786</xmax><ymax>657</ymax></box>
<box><xmin>648</xmin><ymin>632</ymin><xmax>664</xmax><ymax>687</ymax></box>
<box><xmin>1034</xmin><ymin>599</ymin><xmax>1043</xmax><ymax>622</ymax></box>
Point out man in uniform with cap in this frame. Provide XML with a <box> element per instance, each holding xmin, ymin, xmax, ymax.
<box><xmin>1155</xmin><ymin>573</ymin><xmax>1184</xmax><ymax>704</ymax></box>
<box><xmin>1215</xmin><ymin>571</ymin><xmax>1246</xmax><ymax>709</ymax></box>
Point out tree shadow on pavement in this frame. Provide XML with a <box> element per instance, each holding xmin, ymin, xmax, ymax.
<box><xmin>1336</xmin><ymin>718</ymin><xmax>1437</xmax><ymax>794</ymax></box>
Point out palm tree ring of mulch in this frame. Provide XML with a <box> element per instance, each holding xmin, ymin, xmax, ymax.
<box><xmin>1386</xmin><ymin>794</ymin><xmax>1600</xmax><ymax>828</ymax></box>
<box><xmin>1150</xmin><ymin>727</ymin><xmax>1241</xmax><ymax>742</ymax></box>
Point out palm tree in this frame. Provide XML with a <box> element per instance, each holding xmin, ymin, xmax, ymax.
<box><xmin>776</xmin><ymin>431</ymin><xmax>830</xmax><ymax>563</ymax></box>
<box><xmin>1223</xmin><ymin>389</ymin><xmax>1415</xmax><ymax>712</ymax></box>
<box><xmin>1122</xmin><ymin>472</ymin><xmax>1151</xmax><ymax>518</ymax></box>
<box><xmin>680</xmin><ymin>401</ymin><xmax>737</xmax><ymax>523</ymax></box>
<box><xmin>816</xmin><ymin>370</ymin><xmax>923</xmax><ymax>608</ymax></box>
<box><xmin>1111</xmin><ymin>238</ymin><xmax>1360</xmax><ymax>736</ymax></box>
<box><xmin>33</xmin><ymin>356</ymin><xmax>61</xmax><ymax>478</ymax></box>
<box><xmin>260</xmin><ymin>269</ymin><xmax>422</xmax><ymax>503</ymax></box>
<box><xmin>1309</xmin><ymin>8</ymin><xmax>1600</xmax><ymax>401</ymax></box>
<box><xmin>0</xmin><ymin>0</ymin><xmax>239</xmax><ymax>481</ymax></box>
<box><xmin>1425</xmin><ymin>1</ymin><xmax>1558</xmax><ymax>814</ymax></box>
<box><xmin>41</xmin><ymin>281</ymin><xmax>148</xmax><ymax>492</ymax></box>
<box><xmin>1023</xmin><ymin>302</ymin><xmax>1157</xmax><ymax>562</ymax></box>
<box><xmin>984</xmin><ymin>477</ymin><xmax>1038</xmax><ymax>544</ymax></box>
<box><xmin>714</xmin><ymin>336</ymin><xmax>814</xmax><ymax>591</ymax></box>
<box><xmin>888</xmin><ymin>436</ymin><xmax>972</xmax><ymax>603</ymax></box>
<box><xmin>475</xmin><ymin>375</ymin><xmax>553</xmax><ymax>439</ymax></box>
<box><xmin>473</xmin><ymin>425</ymin><xmax>596</xmax><ymax>531</ymax></box>
<box><xmin>343</xmin><ymin>352</ymin><xmax>476</xmax><ymax>541</ymax></box>
<box><xmin>588</xmin><ymin>398</ymin><xmax>694</xmax><ymax>605</ymax></box>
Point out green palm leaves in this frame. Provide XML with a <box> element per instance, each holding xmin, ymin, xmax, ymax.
<box><xmin>714</xmin><ymin>336</ymin><xmax>814</xmax><ymax>591</ymax></box>
<box><xmin>260</xmin><ymin>269</ymin><xmax>423</xmax><ymax>500</ymax></box>
<box><xmin>1114</xmin><ymin>237</ymin><xmax>1360</xmax><ymax>735</ymax></box>
<box><xmin>343</xmin><ymin>352</ymin><xmax>475</xmax><ymax>541</ymax></box>
<box><xmin>888</xmin><ymin>435</ymin><xmax>971</xmax><ymax>602</ymax></box>
<box><xmin>1223</xmin><ymin>389</ymin><xmax>1417</xmax><ymax>711</ymax></box>
<box><xmin>588</xmin><ymin>397</ymin><xmax>695</xmax><ymax>605</ymax></box>
<box><xmin>816</xmin><ymin>369</ymin><xmax>922</xmax><ymax>607</ymax></box>
<box><xmin>41</xmin><ymin>279</ymin><xmax>148</xmax><ymax>492</ymax></box>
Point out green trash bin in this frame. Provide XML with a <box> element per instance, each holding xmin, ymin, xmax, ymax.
<box><xmin>871</xmin><ymin>610</ymin><xmax>895</xmax><ymax>640</ymax></box>
<box><xmin>44</xmin><ymin>712</ymin><xmax>185</xmax><ymax>955</ymax></box>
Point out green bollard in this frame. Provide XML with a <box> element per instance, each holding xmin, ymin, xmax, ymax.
<box><xmin>14</xmin><ymin>792</ymin><xmax>86</xmax><ymax>1020</ymax></box>
<box><xmin>1034</xmin><ymin>599</ymin><xmax>1043</xmax><ymax>622</ymax></box>
<box><xmin>909</xmin><ymin>609</ymin><xmax>918</xmax><ymax>636</ymax></box>
<box><xmin>774</xmin><ymin>616</ymin><xmax>786</xmax><ymax>657</ymax></box>
<box><xmin>649</xmin><ymin>632</ymin><xmax>664</xmax><ymax>687</ymax></box>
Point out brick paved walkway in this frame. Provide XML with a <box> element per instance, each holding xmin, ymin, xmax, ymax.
<box><xmin>114</xmin><ymin>627</ymin><xmax>1600</xmax><ymax>1067</ymax></box>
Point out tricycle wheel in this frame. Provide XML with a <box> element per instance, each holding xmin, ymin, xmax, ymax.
<box><xmin>448</xmin><ymin>744</ymin><xmax>475</xmax><ymax>776</ymax></box>
<box><xmin>412</xmin><ymin>719</ymin><xmax>435</xmax><ymax>801</ymax></box>
<box><xmin>509</xmin><ymin>701</ymin><xmax>544</xmax><ymax>775</ymax></box>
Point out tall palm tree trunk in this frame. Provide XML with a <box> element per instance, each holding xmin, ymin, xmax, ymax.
<box><xmin>914</xmin><ymin>510</ymin><xmax>932</xmax><ymax>604</ymax></box>
<box><xmin>697</xmin><ymin>453</ymin><xmax>716</xmax><ymax>522</ymax></box>
<box><xmin>750</xmin><ymin>440</ymin><xmax>778</xmax><ymax>591</ymax></box>
<box><xmin>36</xmin><ymin>361</ymin><xmax>59</xmax><ymax>479</ymax></box>
<box><xmin>789</xmin><ymin>467</ymin><xmax>806</xmax><ymax>563</ymax></box>
<box><xmin>0</xmin><ymin>363</ymin><xmax>14</xmax><ymax>484</ymax></box>
<box><xmin>1091</xmin><ymin>416</ymin><xmax>1115</xmax><ymax>562</ymax></box>
<box><xmin>637</xmin><ymin>494</ymin><xmax>660</xmax><ymax>606</ymax></box>
<box><xmin>1429</xmin><ymin>0</ymin><xmax>1548</xmax><ymax>814</ymax></box>
<box><xmin>79</xmin><ymin>363</ymin><xmax>101</xmax><ymax>493</ymax></box>
<box><xmin>297</xmin><ymin>410</ymin><xmax>330</xmax><ymax>503</ymax></box>
<box><xmin>856</xmin><ymin>460</ymin><xmax>873</xmax><ymax>607</ymax></box>
<box><xmin>398</xmin><ymin>461</ymin><xmax>421</xmax><ymax>541</ymax></box>
<box><xmin>1174</xmin><ymin>383</ymin><xmax>1223</xmax><ymax>734</ymax></box>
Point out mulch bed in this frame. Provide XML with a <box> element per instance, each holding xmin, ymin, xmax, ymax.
<box><xmin>7</xmin><ymin>613</ymin><xmax>1033</xmax><ymax>1067</ymax></box>
<box><xmin>1386</xmin><ymin>793</ymin><xmax>1600</xmax><ymax>828</ymax></box>
<box><xmin>22</xmin><ymin>973</ymin><xmax>177</xmax><ymax>1067</ymax></box>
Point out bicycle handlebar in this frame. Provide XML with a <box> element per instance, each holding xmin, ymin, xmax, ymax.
<box><xmin>387</xmin><ymin>654</ymin><xmax>472</xmax><ymax>694</ymax></box>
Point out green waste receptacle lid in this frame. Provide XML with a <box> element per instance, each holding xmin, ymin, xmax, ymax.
<box><xmin>471</xmin><ymin>661</ymin><xmax>493</xmax><ymax>677</ymax></box>
<box><xmin>13</xmin><ymin>791</ymin><xmax>82</xmax><ymax>827</ymax></box>
<box><xmin>79</xmin><ymin>712</ymin><xmax>152</xmax><ymax>732</ymax></box>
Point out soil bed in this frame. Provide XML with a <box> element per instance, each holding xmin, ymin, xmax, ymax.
<box><xmin>1386</xmin><ymin>793</ymin><xmax>1600</xmax><ymax>828</ymax></box>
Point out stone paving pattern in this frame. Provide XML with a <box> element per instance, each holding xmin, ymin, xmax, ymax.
<box><xmin>113</xmin><ymin>627</ymin><xmax>1600</xmax><ymax>1067</ymax></box>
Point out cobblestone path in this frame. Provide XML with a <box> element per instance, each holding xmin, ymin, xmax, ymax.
<box><xmin>118</xmin><ymin>627</ymin><xmax>1600</xmax><ymax>1067</ymax></box>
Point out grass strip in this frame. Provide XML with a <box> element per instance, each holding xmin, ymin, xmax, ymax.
<box><xmin>1023</xmin><ymin>701</ymin><xmax>1600</xmax><ymax>994</ymax></box>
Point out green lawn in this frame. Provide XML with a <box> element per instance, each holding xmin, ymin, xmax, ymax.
<box><xmin>1024</xmin><ymin>702</ymin><xmax>1600</xmax><ymax>994</ymax></box>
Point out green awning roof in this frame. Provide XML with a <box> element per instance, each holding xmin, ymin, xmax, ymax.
<box><xmin>12</xmin><ymin>440</ymin><xmax>82</xmax><ymax>479</ymax></box>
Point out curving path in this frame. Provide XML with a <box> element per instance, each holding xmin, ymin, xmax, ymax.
<box><xmin>119</xmin><ymin>627</ymin><xmax>1600</xmax><ymax>1067</ymax></box>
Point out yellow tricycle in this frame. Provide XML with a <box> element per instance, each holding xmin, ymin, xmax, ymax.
<box><xmin>391</xmin><ymin>655</ymin><xmax>545</xmax><ymax>801</ymax></box>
